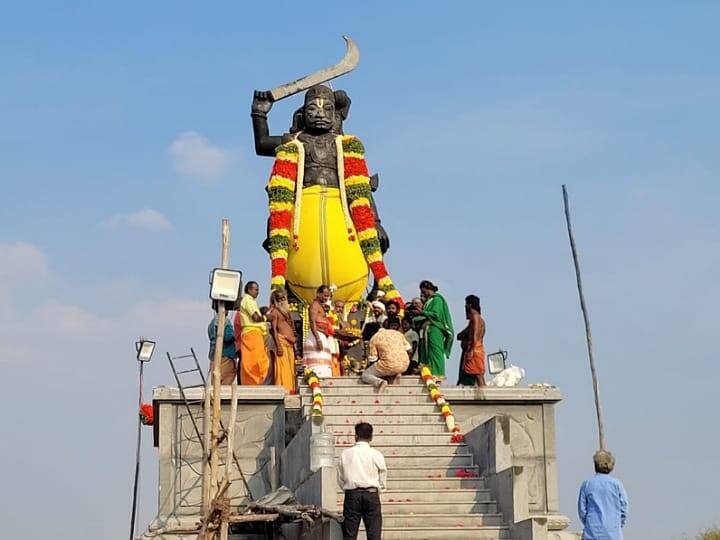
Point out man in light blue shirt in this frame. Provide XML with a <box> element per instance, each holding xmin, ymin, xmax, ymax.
<box><xmin>578</xmin><ymin>450</ymin><xmax>629</xmax><ymax>540</ymax></box>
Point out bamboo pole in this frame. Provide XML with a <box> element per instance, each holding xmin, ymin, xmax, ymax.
<box><xmin>219</xmin><ymin>373</ymin><xmax>239</xmax><ymax>540</ymax></box>
<box><xmin>562</xmin><ymin>185</ymin><xmax>606</xmax><ymax>450</ymax></box>
<box><xmin>200</xmin><ymin>219</ymin><xmax>231</xmax><ymax>539</ymax></box>
<box><xmin>210</xmin><ymin>220</ymin><xmax>230</xmax><ymax>527</ymax></box>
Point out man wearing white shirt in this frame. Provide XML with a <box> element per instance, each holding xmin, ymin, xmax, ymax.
<box><xmin>337</xmin><ymin>422</ymin><xmax>387</xmax><ymax>540</ymax></box>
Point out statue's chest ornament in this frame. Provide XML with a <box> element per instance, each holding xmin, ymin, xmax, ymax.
<box><xmin>306</xmin><ymin>136</ymin><xmax>336</xmax><ymax>166</ymax></box>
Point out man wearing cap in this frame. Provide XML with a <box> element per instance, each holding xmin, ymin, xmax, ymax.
<box><xmin>578</xmin><ymin>450</ymin><xmax>629</xmax><ymax>540</ymax></box>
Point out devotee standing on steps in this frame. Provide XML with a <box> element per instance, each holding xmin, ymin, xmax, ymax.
<box><xmin>415</xmin><ymin>280</ymin><xmax>453</xmax><ymax>378</ymax></box>
<box><xmin>337</xmin><ymin>422</ymin><xmax>387</xmax><ymax>540</ymax></box>
<box><xmin>370</xmin><ymin>300</ymin><xmax>387</xmax><ymax>326</ymax></box>
<box><xmin>402</xmin><ymin>318</ymin><xmax>420</xmax><ymax>375</ymax></box>
<box><xmin>362</xmin><ymin>318</ymin><xmax>411</xmax><ymax>392</ymax></box>
<box><xmin>457</xmin><ymin>294</ymin><xmax>486</xmax><ymax>386</ymax></box>
<box><xmin>385</xmin><ymin>299</ymin><xmax>400</xmax><ymax>319</ymax></box>
<box><xmin>304</xmin><ymin>285</ymin><xmax>334</xmax><ymax>377</ymax></box>
<box><xmin>238</xmin><ymin>281</ymin><xmax>270</xmax><ymax>385</ymax></box>
<box><xmin>266</xmin><ymin>288</ymin><xmax>297</xmax><ymax>394</ymax></box>
<box><xmin>207</xmin><ymin>308</ymin><xmax>237</xmax><ymax>384</ymax></box>
<box><xmin>578</xmin><ymin>450</ymin><xmax>629</xmax><ymax>540</ymax></box>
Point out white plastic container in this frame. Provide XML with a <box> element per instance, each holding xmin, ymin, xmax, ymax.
<box><xmin>310</xmin><ymin>431</ymin><xmax>335</xmax><ymax>472</ymax></box>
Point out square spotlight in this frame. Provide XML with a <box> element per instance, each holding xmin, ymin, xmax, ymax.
<box><xmin>487</xmin><ymin>350</ymin><xmax>508</xmax><ymax>375</ymax></box>
<box><xmin>209</xmin><ymin>268</ymin><xmax>242</xmax><ymax>302</ymax></box>
<box><xmin>136</xmin><ymin>339</ymin><xmax>156</xmax><ymax>363</ymax></box>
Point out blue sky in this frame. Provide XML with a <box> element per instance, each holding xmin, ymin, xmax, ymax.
<box><xmin>1</xmin><ymin>2</ymin><xmax>719</xmax><ymax>538</ymax></box>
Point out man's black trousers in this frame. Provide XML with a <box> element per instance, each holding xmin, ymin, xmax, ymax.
<box><xmin>342</xmin><ymin>488</ymin><xmax>382</xmax><ymax>540</ymax></box>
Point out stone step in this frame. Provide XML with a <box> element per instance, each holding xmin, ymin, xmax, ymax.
<box><xmin>334</xmin><ymin>444</ymin><xmax>469</xmax><ymax>457</ymax></box>
<box><xmin>356</xmin><ymin>526</ymin><xmax>511</xmax><ymax>539</ymax></box>
<box><xmin>320</xmin><ymin>414</ymin><xmax>448</xmax><ymax>425</ymax></box>
<box><xmin>324</xmin><ymin>419</ymin><xmax>449</xmax><ymax>432</ymax></box>
<box><xmin>367</xmin><ymin>512</ymin><xmax>504</xmax><ymax>528</ymax></box>
<box><xmin>339</xmin><ymin>500</ymin><xmax>497</xmax><ymax>515</ymax></box>
<box><xmin>331</xmin><ymin>432</ymin><xmax>461</xmax><ymax>445</ymax></box>
<box><xmin>383</xmin><ymin>454</ymin><xmax>474</xmax><ymax>468</ymax></box>
<box><xmin>299</xmin><ymin>386</ymin><xmax>429</xmax><ymax>396</ymax></box>
<box><xmin>337</xmin><ymin>488</ymin><xmax>492</xmax><ymax>504</ymax></box>
<box><xmin>386</xmin><ymin>477</ymin><xmax>486</xmax><ymax>490</ymax></box>
<box><xmin>300</xmin><ymin>376</ymin><xmax>427</xmax><ymax>387</ymax></box>
<box><xmin>302</xmin><ymin>403</ymin><xmax>441</xmax><ymax>416</ymax></box>
<box><xmin>387</xmin><ymin>465</ymin><xmax>480</xmax><ymax>478</ymax></box>
<box><xmin>305</xmin><ymin>395</ymin><xmax>437</xmax><ymax>405</ymax></box>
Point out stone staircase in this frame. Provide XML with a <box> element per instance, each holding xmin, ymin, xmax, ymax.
<box><xmin>299</xmin><ymin>376</ymin><xmax>513</xmax><ymax>539</ymax></box>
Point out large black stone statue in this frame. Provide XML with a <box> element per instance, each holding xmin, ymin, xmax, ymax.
<box><xmin>250</xmin><ymin>37</ymin><xmax>398</xmax><ymax>305</ymax></box>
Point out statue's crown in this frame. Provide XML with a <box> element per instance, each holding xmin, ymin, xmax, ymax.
<box><xmin>304</xmin><ymin>85</ymin><xmax>335</xmax><ymax>104</ymax></box>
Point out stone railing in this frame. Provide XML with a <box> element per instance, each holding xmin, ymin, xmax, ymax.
<box><xmin>141</xmin><ymin>385</ymin><xmax>286</xmax><ymax>539</ymax></box>
<box><xmin>451</xmin><ymin>386</ymin><xmax>579</xmax><ymax>540</ymax></box>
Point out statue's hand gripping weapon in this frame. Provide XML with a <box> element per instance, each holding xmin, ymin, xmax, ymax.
<box><xmin>255</xmin><ymin>36</ymin><xmax>360</xmax><ymax>104</ymax></box>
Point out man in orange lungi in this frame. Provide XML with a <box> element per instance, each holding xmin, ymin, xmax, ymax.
<box><xmin>266</xmin><ymin>288</ymin><xmax>297</xmax><ymax>393</ymax></box>
<box><xmin>457</xmin><ymin>294</ymin><xmax>486</xmax><ymax>386</ymax></box>
<box><xmin>238</xmin><ymin>281</ymin><xmax>270</xmax><ymax>385</ymax></box>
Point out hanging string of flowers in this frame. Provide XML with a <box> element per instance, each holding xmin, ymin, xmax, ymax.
<box><xmin>139</xmin><ymin>403</ymin><xmax>154</xmax><ymax>426</ymax></box>
<box><xmin>340</xmin><ymin>136</ymin><xmax>403</xmax><ymax>306</ymax></box>
<box><xmin>303</xmin><ymin>368</ymin><xmax>323</xmax><ymax>417</ymax></box>
<box><xmin>266</xmin><ymin>141</ymin><xmax>300</xmax><ymax>290</ymax></box>
<box><xmin>420</xmin><ymin>366</ymin><xmax>463</xmax><ymax>443</ymax></box>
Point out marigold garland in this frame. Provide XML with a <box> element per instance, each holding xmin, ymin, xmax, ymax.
<box><xmin>139</xmin><ymin>403</ymin><xmax>154</xmax><ymax>426</ymax></box>
<box><xmin>303</xmin><ymin>368</ymin><xmax>324</xmax><ymax>417</ymax></box>
<box><xmin>340</xmin><ymin>136</ymin><xmax>403</xmax><ymax>305</ymax></box>
<box><xmin>265</xmin><ymin>135</ymin><xmax>403</xmax><ymax>306</ymax></box>
<box><xmin>420</xmin><ymin>366</ymin><xmax>463</xmax><ymax>442</ymax></box>
<box><xmin>266</xmin><ymin>142</ymin><xmax>299</xmax><ymax>289</ymax></box>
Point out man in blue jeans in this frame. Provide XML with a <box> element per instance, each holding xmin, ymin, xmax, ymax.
<box><xmin>337</xmin><ymin>422</ymin><xmax>387</xmax><ymax>540</ymax></box>
<box><xmin>578</xmin><ymin>450</ymin><xmax>629</xmax><ymax>540</ymax></box>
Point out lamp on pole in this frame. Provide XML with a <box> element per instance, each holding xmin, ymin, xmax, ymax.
<box><xmin>129</xmin><ymin>337</ymin><xmax>156</xmax><ymax>540</ymax></box>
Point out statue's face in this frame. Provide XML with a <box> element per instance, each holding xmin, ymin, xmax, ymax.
<box><xmin>304</xmin><ymin>97</ymin><xmax>335</xmax><ymax>132</ymax></box>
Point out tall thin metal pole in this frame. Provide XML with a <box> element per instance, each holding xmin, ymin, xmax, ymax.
<box><xmin>562</xmin><ymin>185</ymin><xmax>606</xmax><ymax>450</ymax></box>
<box><xmin>129</xmin><ymin>360</ymin><xmax>144</xmax><ymax>540</ymax></box>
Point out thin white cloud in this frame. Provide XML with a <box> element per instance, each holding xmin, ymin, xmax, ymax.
<box><xmin>105</xmin><ymin>209</ymin><xmax>173</xmax><ymax>232</ymax></box>
<box><xmin>0</xmin><ymin>241</ymin><xmax>48</xmax><ymax>282</ymax></box>
<box><xmin>169</xmin><ymin>131</ymin><xmax>233</xmax><ymax>179</ymax></box>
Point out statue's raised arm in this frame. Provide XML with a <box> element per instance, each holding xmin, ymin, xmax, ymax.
<box><xmin>251</xmin><ymin>90</ymin><xmax>283</xmax><ymax>156</ymax></box>
<box><xmin>251</xmin><ymin>36</ymin><xmax>360</xmax><ymax>157</ymax></box>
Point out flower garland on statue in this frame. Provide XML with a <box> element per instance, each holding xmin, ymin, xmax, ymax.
<box><xmin>339</xmin><ymin>136</ymin><xmax>403</xmax><ymax>305</ymax></box>
<box><xmin>266</xmin><ymin>142</ymin><xmax>299</xmax><ymax>289</ymax></box>
<box><xmin>303</xmin><ymin>368</ymin><xmax>323</xmax><ymax>417</ymax></box>
<box><xmin>420</xmin><ymin>366</ymin><xmax>463</xmax><ymax>443</ymax></box>
<box><xmin>265</xmin><ymin>135</ymin><xmax>403</xmax><ymax>306</ymax></box>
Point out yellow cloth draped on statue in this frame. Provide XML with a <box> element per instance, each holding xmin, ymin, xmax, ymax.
<box><xmin>286</xmin><ymin>185</ymin><xmax>369</xmax><ymax>303</ymax></box>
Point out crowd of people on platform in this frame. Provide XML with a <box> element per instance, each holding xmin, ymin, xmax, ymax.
<box><xmin>207</xmin><ymin>279</ymin><xmax>490</xmax><ymax>394</ymax></box>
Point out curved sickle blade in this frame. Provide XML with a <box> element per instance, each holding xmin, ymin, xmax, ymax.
<box><xmin>268</xmin><ymin>36</ymin><xmax>360</xmax><ymax>102</ymax></box>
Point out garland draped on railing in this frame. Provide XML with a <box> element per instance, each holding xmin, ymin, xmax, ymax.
<box><xmin>420</xmin><ymin>366</ymin><xmax>463</xmax><ymax>443</ymax></box>
<box><xmin>304</xmin><ymin>368</ymin><xmax>323</xmax><ymax>417</ymax></box>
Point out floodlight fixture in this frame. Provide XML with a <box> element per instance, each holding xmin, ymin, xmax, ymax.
<box><xmin>135</xmin><ymin>338</ymin><xmax>156</xmax><ymax>363</ymax></box>
<box><xmin>209</xmin><ymin>268</ymin><xmax>242</xmax><ymax>302</ymax></box>
<box><xmin>487</xmin><ymin>349</ymin><xmax>508</xmax><ymax>375</ymax></box>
